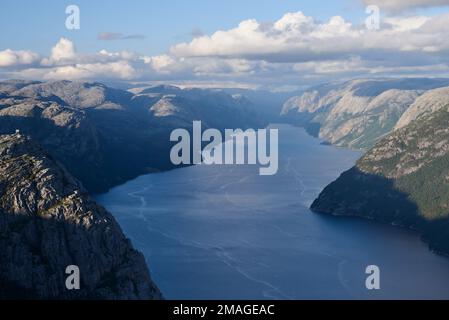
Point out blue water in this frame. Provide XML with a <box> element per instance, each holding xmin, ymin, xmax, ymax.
<box><xmin>97</xmin><ymin>124</ymin><xmax>449</xmax><ymax>299</ymax></box>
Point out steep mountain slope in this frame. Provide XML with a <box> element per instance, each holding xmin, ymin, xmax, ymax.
<box><xmin>0</xmin><ymin>80</ymin><xmax>265</xmax><ymax>193</ymax></box>
<box><xmin>281</xmin><ymin>78</ymin><xmax>449</xmax><ymax>149</ymax></box>
<box><xmin>133</xmin><ymin>86</ymin><xmax>262</xmax><ymax>129</ymax></box>
<box><xmin>0</xmin><ymin>133</ymin><xmax>162</xmax><ymax>299</ymax></box>
<box><xmin>311</xmin><ymin>105</ymin><xmax>449</xmax><ymax>255</ymax></box>
<box><xmin>395</xmin><ymin>86</ymin><xmax>449</xmax><ymax>129</ymax></box>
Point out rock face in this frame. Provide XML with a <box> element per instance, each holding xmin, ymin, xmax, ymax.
<box><xmin>395</xmin><ymin>86</ymin><xmax>449</xmax><ymax>129</ymax></box>
<box><xmin>311</xmin><ymin>103</ymin><xmax>449</xmax><ymax>255</ymax></box>
<box><xmin>0</xmin><ymin>80</ymin><xmax>264</xmax><ymax>193</ymax></box>
<box><xmin>0</xmin><ymin>133</ymin><xmax>162</xmax><ymax>299</ymax></box>
<box><xmin>281</xmin><ymin>78</ymin><xmax>449</xmax><ymax>149</ymax></box>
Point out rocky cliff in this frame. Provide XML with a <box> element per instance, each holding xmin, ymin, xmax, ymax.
<box><xmin>0</xmin><ymin>133</ymin><xmax>162</xmax><ymax>299</ymax></box>
<box><xmin>311</xmin><ymin>104</ymin><xmax>449</xmax><ymax>255</ymax></box>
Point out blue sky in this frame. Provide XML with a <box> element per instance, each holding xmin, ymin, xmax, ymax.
<box><xmin>0</xmin><ymin>0</ymin><xmax>371</xmax><ymax>55</ymax></box>
<box><xmin>1</xmin><ymin>0</ymin><xmax>449</xmax><ymax>88</ymax></box>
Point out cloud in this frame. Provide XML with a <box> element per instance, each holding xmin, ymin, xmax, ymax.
<box><xmin>293</xmin><ymin>56</ymin><xmax>368</xmax><ymax>74</ymax></box>
<box><xmin>98</xmin><ymin>32</ymin><xmax>146</xmax><ymax>41</ymax></box>
<box><xmin>142</xmin><ymin>54</ymin><xmax>177</xmax><ymax>73</ymax></box>
<box><xmin>98</xmin><ymin>49</ymin><xmax>139</xmax><ymax>61</ymax></box>
<box><xmin>170</xmin><ymin>11</ymin><xmax>449</xmax><ymax>64</ymax></box>
<box><xmin>3</xmin><ymin>10</ymin><xmax>449</xmax><ymax>89</ymax></box>
<box><xmin>41</xmin><ymin>37</ymin><xmax>76</xmax><ymax>65</ymax></box>
<box><xmin>42</xmin><ymin>61</ymin><xmax>137</xmax><ymax>80</ymax></box>
<box><xmin>140</xmin><ymin>54</ymin><xmax>257</xmax><ymax>76</ymax></box>
<box><xmin>170</xmin><ymin>13</ymin><xmax>360</xmax><ymax>62</ymax></box>
<box><xmin>0</xmin><ymin>49</ymin><xmax>40</xmax><ymax>67</ymax></box>
<box><xmin>361</xmin><ymin>0</ymin><xmax>449</xmax><ymax>13</ymax></box>
<box><xmin>11</xmin><ymin>38</ymin><xmax>139</xmax><ymax>80</ymax></box>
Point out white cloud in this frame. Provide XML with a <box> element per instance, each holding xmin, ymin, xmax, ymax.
<box><xmin>142</xmin><ymin>54</ymin><xmax>177</xmax><ymax>73</ymax></box>
<box><xmin>141</xmin><ymin>54</ymin><xmax>257</xmax><ymax>77</ymax></box>
<box><xmin>33</xmin><ymin>38</ymin><xmax>138</xmax><ymax>80</ymax></box>
<box><xmin>0</xmin><ymin>49</ymin><xmax>39</xmax><ymax>67</ymax></box>
<box><xmin>273</xmin><ymin>11</ymin><xmax>314</xmax><ymax>32</ymax></box>
<box><xmin>50</xmin><ymin>37</ymin><xmax>76</xmax><ymax>61</ymax></box>
<box><xmin>42</xmin><ymin>61</ymin><xmax>137</xmax><ymax>80</ymax></box>
<box><xmin>170</xmin><ymin>12</ymin><xmax>361</xmax><ymax>61</ymax></box>
<box><xmin>170</xmin><ymin>11</ymin><xmax>449</xmax><ymax>63</ymax></box>
<box><xmin>293</xmin><ymin>57</ymin><xmax>367</xmax><ymax>74</ymax></box>
<box><xmin>383</xmin><ymin>16</ymin><xmax>430</xmax><ymax>31</ymax></box>
<box><xmin>362</xmin><ymin>0</ymin><xmax>449</xmax><ymax>12</ymax></box>
<box><xmin>99</xmin><ymin>49</ymin><xmax>138</xmax><ymax>61</ymax></box>
<box><xmin>41</xmin><ymin>37</ymin><xmax>76</xmax><ymax>65</ymax></box>
<box><xmin>3</xmin><ymin>10</ymin><xmax>449</xmax><ymax>88</ymax></box>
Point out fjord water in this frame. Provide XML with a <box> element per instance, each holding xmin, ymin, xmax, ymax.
<box><xmin>97</xmin><ymin>124</ymin><xmax>449</xmax><ymax>299</ymax></box>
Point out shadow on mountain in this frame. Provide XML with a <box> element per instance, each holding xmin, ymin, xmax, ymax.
<box><xmin>311</xmin><ymin>167</ymin><xmax>449</xmax><ymax>254</ymax></box>
<box><xmin>0</xmin><ymin>279</ymin><xmax>36</xmax><ymax>300</ymax></box>
<box><xmin>0</xmin><ymin>114</ymin><xmax>173</xmax><ymax>193</ymax></box>
<box><xmin>0</xmin><ymin>133</ymin><xmax>162</xmax><ymax>300</ymax></box>
<box><xmin>0</xmin><ymin>213</ymin><xmax>159</xmax><ymax>300</ymax></box>
<box><xmin>311</xmin><ymin>167</ymin><xmax>421</xmax><ymax>225</ymax></box>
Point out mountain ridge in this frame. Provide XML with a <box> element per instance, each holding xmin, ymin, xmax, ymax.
<box><xmin>281</xmin><ymin>78</ymin><xmax>449</xmax><ymax>149</ymax></box>
<box><xmin>0</xmin><ymin>79</ymin><xmax>266</xmax><ymax>193</ymax></box>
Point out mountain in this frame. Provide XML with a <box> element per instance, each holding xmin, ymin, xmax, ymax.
<box><xmin>0</xmin><ymin>133</ymin><xmax>162</xmax><ymax>299</ymax></box>
<box><xmin>9</xmin><ymin>80</ymin><xmax>134</xmax><ymax>110</ymax></box>
<box><xmin>311</xmin><ymin>102</ymin><xmax>449</xmax><ymax>255</ymax></box>
<box><xmin>223</xmin><ymin>88</ymin><xmax>300</xmax><ymax>118</ymax></box>
<box><xmin>395</xmin><ymin>86</ymin><xmax>449</xmax><ymax>129</ymax></box>
<box><xmin>132</xmin><ymin>85</ymin><xmax>263</xmax><ymax>129</ymax></box>
<box><xmin>281</xmin><ymin>78</ymin><xmax>449</xmax><ymax>149</ymax></box>
<box><xmin>0</xmin><ymin>80</ymin><xmax>265</xmax><ymax>193</ymax></box>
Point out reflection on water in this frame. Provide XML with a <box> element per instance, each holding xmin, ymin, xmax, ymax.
<box><xmin>97</xmin><ymin>124</ymin><xmax>449</xmax><ymax>299</ymax></box>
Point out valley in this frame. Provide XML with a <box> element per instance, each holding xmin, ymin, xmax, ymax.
<box><xmin>97</xmin><ymin>124</ymin><xmax>449</xmax><ymax>299</ymax></box>
<box><xmin>3</xmin><ymin>77</ymin><xmax>449</xmax><ymax>299</ymax></box>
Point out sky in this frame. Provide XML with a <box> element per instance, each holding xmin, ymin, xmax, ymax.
<box><xmin>1</xmin><ymin>0</ymin><xmax>449</xmax><ymax>90</ymax></box>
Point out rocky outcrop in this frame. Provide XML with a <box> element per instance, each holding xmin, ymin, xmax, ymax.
<box><xmin>0</xmin><ymin>133</ymin><xmax>162</xmax><ymax>299</ymax></box>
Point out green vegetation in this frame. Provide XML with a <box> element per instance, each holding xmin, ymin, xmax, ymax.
<box><xmin>312</xmin><ymin>106</ymin><xmax>449</xmax><ymax>254</ymax></box>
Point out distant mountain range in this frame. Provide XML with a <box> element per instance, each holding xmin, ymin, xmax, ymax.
<box><xmin>281</xmin><ymin>78</ymin><xmax>449</xmax><ymax>149</ymax></box>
